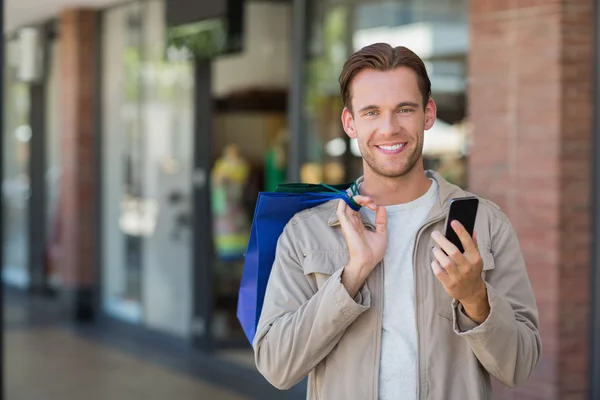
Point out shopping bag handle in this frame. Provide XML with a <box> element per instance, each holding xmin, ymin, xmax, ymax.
<box><xmin>319</xmin><ymin>182</ymin><xmax>361</xmax><ymax>211</ymax></box>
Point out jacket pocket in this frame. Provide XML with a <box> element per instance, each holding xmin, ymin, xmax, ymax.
<box><xmin>480</xmin><ymin>246</ymin><xmax>495</xmax><ymax>280</ymax></box>
<box><xmin>432</xmin><ymin>244</ymin><xmax>495</xmax><ymax>321</ymax></box>
<box><xmin>303</xmin><ymin>249</ymin><xmax>372</xmax><ymax>310</ymax></box>
<box><xmin>302</xmin><ymin>250</ymin><xmax>349</xmax><ymax>289</ymax></box>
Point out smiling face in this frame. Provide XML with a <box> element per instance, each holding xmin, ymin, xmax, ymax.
<box><xmin>341</xmin><ymin>66</ymin><xmax>436</xmax><ymax>180</ymax></box>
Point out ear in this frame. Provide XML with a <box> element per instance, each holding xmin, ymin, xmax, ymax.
<box><xmin>341</xmin><ymin>107</ymin><xmax>357</xmax><ymax>139</ymax></box>
<box><xmin>424</xmin><ymin>98</ymin><xmax>437</xmax><ymax>130</ymax></box>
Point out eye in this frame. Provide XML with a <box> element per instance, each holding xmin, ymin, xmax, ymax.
<box><xmin>365</xmin><ymin>110</ymin><xmax>378</xmax><ymax>116</ymax></box>
<box><xmin>398</xmin><ymin>108</ymin><xmax>413</xmax><ymax>114</ymax></box>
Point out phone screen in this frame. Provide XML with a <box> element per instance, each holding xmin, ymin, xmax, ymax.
<box><xmin>444</xmin><ymin>197</ymin><xmax>479</xmax><ymax>253</ymax></box>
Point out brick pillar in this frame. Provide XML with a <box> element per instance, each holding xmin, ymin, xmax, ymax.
<box><xmin>469</xmin><ymin>1</ymin><xmax>593</xmax><ymax>399</ymax></box>
<box><xmin>58</xmin><ymin>9</ymin><xmax>98</xmax><ymax>321</ymax></box>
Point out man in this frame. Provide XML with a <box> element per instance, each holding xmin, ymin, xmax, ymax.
<box><xmin>253</xmin><ymin>43</ymin><xmax>541</xmax><ymax>400</ymax></box>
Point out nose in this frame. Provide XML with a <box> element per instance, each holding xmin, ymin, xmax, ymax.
<box><xmin>378</xmin><ymin>111</ymin><xmax>399</xmax><ymax>136</ymax></box>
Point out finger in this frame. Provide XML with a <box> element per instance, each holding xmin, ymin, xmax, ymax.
<box><xmin>344</xmin><ymin>198</ymin><xmax>360</xmax><ymax>221</ymax></box>
<box><xmin>351</xmin><ymin>195</ymin><xmax>376</xmax><ymax>210</ymax></box>
<box><xmin>431</xmin><ymin>260</ymin><xmax>448</xmax><ymax>281</ymax></box>
<box><xmin>450</xmin><ymin>220</ymin><xmax>477</xmax><ymax>254</ymax></box>
<box><xmin>375</xmin><ymin>206</ymin><xmax>387</xmax><ymax>234</ymax></box>
<box><xmin>432</xmin><ymin>246</ymin><xmax>459</xmax><ymax>277</ymax></box>
<box><xmin>431</xmin><ymin>231</ymin><xmax>466</xmax><ymax>265</ymax></box>
<box><xmin>338</xmin><ymin>199</ymin><xmax>361</xmax><ymax>233</ymax></box>
<box><xmin>472</xmin><ymin>231</ymin><xmax>478</xmax><ymax>247</ymax></box>
<box><xmin>337</xmin><ymin>199</ymin><xmax>349</xmax><ymax>226</ymax></box>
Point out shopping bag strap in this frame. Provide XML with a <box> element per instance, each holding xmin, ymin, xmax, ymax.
<box><xmin>274</xmin><ymin>181</ymin><xmax>362</xmax><ymax>211</ymax></box>
<box><xmin>275</xmin><ymin>182</ymin><xmax>352</xmax><ymax>193</ymax></box>
<box><xmin>318</xmin><ymin>183</ymin><xmax>361</xmax><ymax>211</ymax></box>
<box><xmin>320</xmin><ymin>181</ymin><xmax>359</xmax><ymax>196</ymax></box>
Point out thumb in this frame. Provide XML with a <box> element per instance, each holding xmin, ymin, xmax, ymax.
<box><xmin>375</xmin><ymin>206</ymin><xmax>387</xmax><ymax>234</ymax></box>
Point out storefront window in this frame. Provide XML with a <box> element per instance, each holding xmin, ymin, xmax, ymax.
<box><xmin>209</xmin><ymin>1</ymin><xmax>291</xmax><ymax>344</ymax></box>
<box><xmin>304</xmin><ymin>0</ymin><xmax>469</xmax><ymax>188</ymax></box>
<box><xmin>45</xmin><ymin>38</ymin><xmax>62</xmax><ymax>289</ymax></box>
<box><xmin>102</xmin><ymin>0</ymin><xmax>195</xmax><ymax>336</ymax></box>
<box><xmin>2</xmin><ymin>39</ymin><xmax>31</xmax><ymax>288</ymax></box>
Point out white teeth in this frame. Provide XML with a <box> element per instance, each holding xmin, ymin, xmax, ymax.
<box><xmin>378</xmin><ymin>144</ymin><xmax>403</xmax><ymax>151</ymax></box>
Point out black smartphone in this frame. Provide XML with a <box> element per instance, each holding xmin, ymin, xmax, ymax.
<box><xmin>444</xmin><ymin>196</ymin><xmax>479</xmax><ymax>253</ymax></box>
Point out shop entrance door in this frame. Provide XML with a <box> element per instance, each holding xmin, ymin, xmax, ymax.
<box><xmin>101</xmin><ymin>0</ymin><xmax>195</xmax><ymax>337</ymax></box>
<box><xmin>2</xmin><ymin>37</ymin><xmax>31</xmax><ymax>289</ymax></box>
<box><xmin>189</xmin><ymin>1</ymin><xmax>293</xmax><ymax>352</ymax></box>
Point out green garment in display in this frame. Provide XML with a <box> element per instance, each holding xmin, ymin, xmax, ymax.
<box><xmin>264</xmin><ymin>147</ymin><xmax>287</xmax><ymax>193</ymax></box>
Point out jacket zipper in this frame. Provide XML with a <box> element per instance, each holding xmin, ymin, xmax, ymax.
<box><xmin>373</xmin><ymin>257</ymin><xmax>384</xmax><ymax>400</ymax></box>
<box><xmin>358</xmin><ymin>220</ymin><xmax>381</xmax><ymax>400</ymax></box>
<box><xmin>334</xmin><ymin>218</ymin><xmax>381</xmax><ymax>400</ymax></box>
<box><xmin>412</xmin><ymin>212</ymin><xmax>446</xmax><ymax>400</ymax></box>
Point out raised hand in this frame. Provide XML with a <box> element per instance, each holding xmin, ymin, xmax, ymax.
<box><xmin>430</xmin><ymin>220</ymin><xmax>490</xmax><ymax>323</ymax></box>
<box><xmin>337</xmin><ymin>196</ymin><xmax>387</xmax><ymax>297</ymax></box>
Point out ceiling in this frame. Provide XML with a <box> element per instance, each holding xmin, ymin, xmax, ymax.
<box><xmin>4</xmin><ymin>0</ymin><xmax>292</xmax><ymax>33</ymax></box>
<box><xmin>4</xmin><ymin>0</ymin><xmax>126</xmax><ymax>32</ymax></box>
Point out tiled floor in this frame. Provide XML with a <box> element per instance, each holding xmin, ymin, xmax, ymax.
<box><xmin>217</xmin><ymin>349</ymin><xmax>256</xmax><ymax>369</ymax></box>
<box><xmin>5</xmin><ymin>327</ymin><xmax>248</xmax><ymax>400</ymax></box>
<box><xmin>3</xmin><ymin>291</ymin><xmax>250</xmax><ymax>400</ymax></box>
<box><xmin>1</xmin><ymin>288</ymin><xmax>306</xmax><ymax>400</ymax></box>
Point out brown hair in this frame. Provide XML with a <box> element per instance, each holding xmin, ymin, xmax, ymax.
<box><xmin>339</xmin><ymin>43</ymin><xmax>431</xmax><ymax>112</ymax></box>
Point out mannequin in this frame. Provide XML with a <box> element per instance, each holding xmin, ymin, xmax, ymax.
<box><xmin>211</xmin><ymin>144</ymin><xmax>251</xmax><ymax>261</ymax></box>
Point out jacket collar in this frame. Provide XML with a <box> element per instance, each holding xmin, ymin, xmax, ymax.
<box><xmin>326</xmin><ymin>170</ymin><xmax>467</xmax><ymax>227</ymax></box>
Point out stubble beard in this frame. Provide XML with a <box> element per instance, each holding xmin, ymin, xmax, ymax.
<box><xmin>360</xmin><ymin>139</ymin><xmax>424</xmax><ymax>179</ymax></box>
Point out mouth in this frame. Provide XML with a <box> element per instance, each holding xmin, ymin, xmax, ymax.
<box><xmin>376</xmin><ymin>143</ymin><xmax>406</xmax><ymax>154</ymax></box>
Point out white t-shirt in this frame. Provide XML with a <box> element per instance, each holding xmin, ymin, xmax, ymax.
<box><xmin>362</xmin><ymin>179</ymin><xmax>438</xmax><ymax>400</ymax></box>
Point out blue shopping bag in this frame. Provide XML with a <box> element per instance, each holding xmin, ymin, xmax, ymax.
<box><xmin>237</xmin><ymin>183</ymin><xmax>361</xmax><ymax>344</ymax></box>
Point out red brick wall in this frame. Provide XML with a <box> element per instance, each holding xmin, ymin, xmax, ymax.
<box><xmin>558</xmin><ymin>1</ymin><xmax>593</xmax><ymax>398</ymax></box>
<box><xmin>58</xmin><ymin>9</ymin><xmax>98</xmax><ymax>289</ymax></box>
<box><xmin>469</xmin><ymin>1</ymin><xmax>593</xmax><ymax>399</ymax></box>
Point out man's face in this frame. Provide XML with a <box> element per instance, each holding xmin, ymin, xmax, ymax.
<box><xmin>341</xmin><ymin>67</ymin><xmax>436</xmax><ymax>179</ymax></box>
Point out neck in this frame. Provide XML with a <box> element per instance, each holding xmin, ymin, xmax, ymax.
<box><xmin>360</xmin><ymin>164</ymin><xmax>432</xmax><ymax>206</ymax></box>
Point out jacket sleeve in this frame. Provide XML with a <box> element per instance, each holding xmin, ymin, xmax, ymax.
<box><xmin>452</xmin><ymin>219</ymin><xmax>542</xmax><ymax>388</ymax></box>
<box><xmin>253</xmin><ymin>224</ymin><xmax>371</xmax><ymax>390</ymax></box>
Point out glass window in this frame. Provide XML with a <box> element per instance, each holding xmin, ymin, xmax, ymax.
<box><xmin>304</xmin><ymin>3</ymin><xmax>351</xmax><ymax>184</ymax></box>
<box><xmin>101</xmin><ymin>0</ymin><xmax>195</xmax><ymax>337</ymax></box>
<box><xmin>45</xmin><ymin>38</ymin><xmax>62</xmax><ymax>289</ymax></box>
<box><xmin>2</xmin><ymin>38</ymin><xmax>31</xmax><ymax>288</ymax></box>
<box><xmin>304</xmin><ymin>0</ymin><xmax>469</xmax><ymax>188</ymax></box>
<box><xmin>139</xmin><ymin>0</ymin><xmax>195</xmax><ymax>337</ymax></box>
<box><xmin>209</xmin><ymin>2</ymin><xmax>291</xmax><ymax>344</ymax></box>
<box><xmin>102</xmin><ymin>1</ymin><xmax>144</xmax><ymax>324</ymax></box>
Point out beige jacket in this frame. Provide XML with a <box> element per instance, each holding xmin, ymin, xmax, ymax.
<box><xmin>254</xmin><ymin>171</ymin><xmax>541</xmax><ymax>400</ymax></box>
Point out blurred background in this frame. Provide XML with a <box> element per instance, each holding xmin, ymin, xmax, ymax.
<box><xmin>1</xmin><ymin>0</ymin><xmax>599</xmax><ymax>399</ymax></box>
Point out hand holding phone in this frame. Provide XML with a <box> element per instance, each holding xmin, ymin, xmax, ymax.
<box><xmin>432</xmin><ymin>196</ymin><xmax>489</xmax><ymax>323</ymax></box>
<box><xmin>444</xmin><ymin>196</ymin><xmax>479</xmax><ymax>253</ymax></box>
